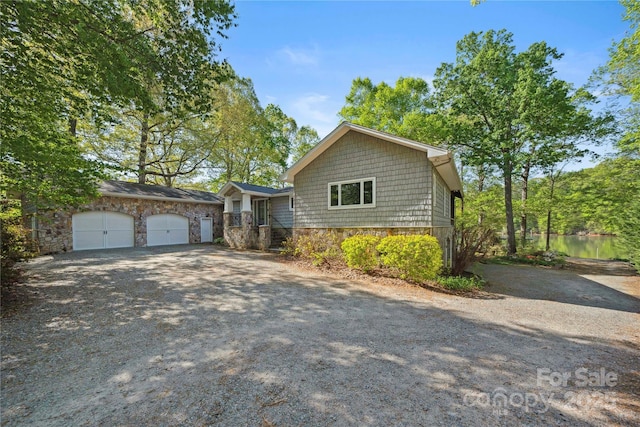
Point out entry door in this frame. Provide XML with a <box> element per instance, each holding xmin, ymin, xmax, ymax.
<box><xmin>147</xmin><ymin>214</ymin><xmax>189</xmax><ymax>246</ymax></box>
<box><xmin>200</xmin><ymin>218</ymin><xmax>212</xmax><ymax>243</ymax></box>
<box><xmin>73</xmin><ymin>212</ymin><xmax>134</xmax><ymax>251</ymax></box>
<box><xmin>252</xmin><ymin>199</ymin><xmax>269</xmax><ymax>226</ymax></box>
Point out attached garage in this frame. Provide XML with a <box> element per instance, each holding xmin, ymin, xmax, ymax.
<box><xmin>72</xmin><ymin>211</ymin><xmax>134</xmax><ymax>251</ymax></box>
<box><xmin>147</xmin><ymin>214</ymin><xmax>189</xmax><ymax>246</ymax></box>
<box><xmin>33</xmin><ymin>180</ymin><xmax>224</xmax><ymax>254</ymax></box>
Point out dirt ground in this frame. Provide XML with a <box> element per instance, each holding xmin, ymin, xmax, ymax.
<box><xmin>1</xmin><ymin>245</ymin><xmax>638</xmax><ymax>426</ymax></box>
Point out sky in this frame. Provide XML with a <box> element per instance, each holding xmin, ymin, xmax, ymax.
<box><xmin>219</xmin><ymin>0</ymin><xmax>629</xmax><ymax>167</ymax></box>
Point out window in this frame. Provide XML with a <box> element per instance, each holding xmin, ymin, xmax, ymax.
<box><xmin>328</xmin><ymin>178</ymin><xmax>376</xmax><ymax>209</ymax></box>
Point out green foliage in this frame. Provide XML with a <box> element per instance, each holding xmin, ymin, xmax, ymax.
<box><xmin>291</xmin><ymin>126</ymin><xmax>321</xmax><ymax>163</ymax></box>
<box><xmin>546</xmin><ymin>158</ymin><xmax>639</xmax><ymax>234</ymax></box>
<box><xmin>617</xmin><ymin>198</ymin><xmax>640</xmax><ymax>273</ymax></box>
<box><xmin>452</xmin><ymin>217</ymin><xmax>500</xmax><ymax>276</ymax></box>
<box><xmin>433</xmin><ymin>29</ymin><xmax>611</xmax><ymax>254</ymax></box>
<box><xmin>1</xmin><ymin>200</ymin><xmax>36</xmax><ymax>285</ymax></box>
<box><xmin>338</xmin><ymin>77</ymin><xmax>444</xmax><ymax>143</ymax></box>
<box><xmin>282</xmin><ymin>232</ymin><xmax>342</xmax><ymax>267</ymax></box>
<box><xmin>491</xmin><ymin>250</ymin><xmax>566</xmax><ymax>267</ymax></box>
<box><xmin>213</xmin><ymin>237</ymin><xmax>226</xmax><ymax>245</ymax></box>
<box><xmin>607</xmin><ymin>0</ymin><xmax>640</xmax><ymax>104</ymax></box>
<box><xmin>376</xmin><ymin>235</ymin><xmax>443</xmax><ymax>282</ymax></box>
<box><xmin>1</xmin><ymin>0</ymin><xmax>236</xmax><ymax>204</ymax></box>
<box><xmin>341</xmin><ymin>235</ymin><xmax>381</xmax><ymax>272</ymax></box>
<box><xmin>207</xmin><ymin>77</ymin><xmax>319</xmax><ymax>188</ymax></box>
<box><xmin>435</xmin><ymin>275</ymin><xmax>485</xmax><ymax>291</ymax></box>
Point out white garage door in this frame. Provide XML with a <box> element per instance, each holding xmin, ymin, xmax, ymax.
<box><xmin>147</xmin><ymin>214</ymin><xmax>189</xmax><ymax>246</ymax></box>
<box><xmin>73</xmin><ymin>212</ymin><xmax>134</xmax><ymax>251</ymax></box>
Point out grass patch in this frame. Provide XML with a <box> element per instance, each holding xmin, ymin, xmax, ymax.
<box><xmin>435</xmin><ymin>274</ymin><xmax>485</xmax><ymax>291</ymax></box>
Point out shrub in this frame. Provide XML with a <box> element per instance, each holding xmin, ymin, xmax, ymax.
<box><xmin>376</xmin><ymin>235</ymin><xmax>443</xmax><ymax>282</ymax></box>
<box><xmin>452</xmin><ymin>219</ymin><xmax>499</xmax><ymax>275</ymax></box>
<box><xmin>213</xmin><ymin>237</ymin><xmax>226</xmax><ymax>245</ymax></box>
<box><xmin>282</xmin><ymin>231</ymin><xmax>342</xmax><ymax>266</ymax></box>
<box><xmin>436</xmin><ymin>275</ymin><xmax>484</xmax><ymax>291</ymax></box>
<box><xmin>341</xmin><ymin>235</ymin><xmax>381</xmax><ymax>272</ymax></box>
<box><xmin>1</xmin><ymin>200</ymin><xmax>36</xmax><ymax>286</ymax></box>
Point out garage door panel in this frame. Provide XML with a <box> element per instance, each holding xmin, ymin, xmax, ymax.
<box><xmin>106</xmin><ymin>212</ymin><xmax>134</xmax><ymax>231</ymax></box>
<box><xmin>106</xmin><ymin>229</ymin><xmax>134</xmax><ymax>248</ymax></box>
<box><xmin>147</xmin><ymin>214</ymin><xmax>189</xmax><ymax>247</ymax></box>
<box><xmin>73</xmin><ymin>212</ymin><xmax>103</xmax><ymax>230</ymax></box>
<box><xmin>167</xmin><ymin>215</ymin><xmax>188</xmax><ymax>230</ymax></box>
<box><xmin>73</xmin><ymin>211</ymin><xmax>134</xmax><ymax>251</ymax></box>
<box><xmin>147</xmin><ymin>230</ymin><xmax>167</xmax><ymax>247</ymax></box>
<box><xmin>169</xmin><ymin>229</ymin><xmax>189</xmax><ymax>245</ymax></box>
<box><xmin>74</xmin><ymin>230</ymin><xmax>106</xmax><ymax>251</ymax></box>
<box><xmin>146</xmin><ymin>215</ymin><xmax>165</xmax><ymax>231</ymax></box>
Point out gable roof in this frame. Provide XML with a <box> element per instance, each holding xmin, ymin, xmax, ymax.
<box><xmin>99</xmin><ymin>180</ymin><xmax>223</xmax><ymax>204</ymax></box>
<box><xmin>280</xmin><ymin>122</ymin><xmax>463</xmax><ymax>195</ymax></box>
<box><xmin>218</xmin><ymin>181</ymin><xmax>293</xmax><ymax>198</ymax></box>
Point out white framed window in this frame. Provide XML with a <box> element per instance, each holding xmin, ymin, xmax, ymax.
<box><xmin>289</xmin><ymin>194</ymin><xmax>294</xmax><ymax>211</ymax></box>
<box><xmin>328</xmin><ymin>177</ymin><xmax>376</xmax><ymax>209</ymax></box>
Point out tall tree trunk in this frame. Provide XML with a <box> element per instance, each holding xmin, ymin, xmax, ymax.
<box><xmin>503</xmin><ymin>157</ymin><xmax>517</xmax><ymax>255</ymax></box>
<box><xmin>545</xmin><ymin>210</ymin><xmax>552</xmax><ymax>251</ymax></box>
<box><xmin>138</xmin><ymin>112</ymin><xmax>149</xmax><ymax>184</ymax></box>
<box><xmin>545</xmin><ymin>171</ymin><xmax>557</xmax><ymax>252</ymax></box>
<box><xmin>520</xmin><ymin>163</ymin><xmax>530</xmax><ymax>249</ymax></box>
<box><xmin>477</xmin><ymin>168</ymin><xmax>485</xmax><ymax>225</ymax></box>
<box><xmin>68</xmin><ymin>118</ymin><xmax>77</xmax><ymax>137</ymax></box>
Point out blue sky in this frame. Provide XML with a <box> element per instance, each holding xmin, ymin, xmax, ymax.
<box><xmin>221</xmin><ymin>0</ymin><xmax>628</xmax><ymax>164</ymax></box>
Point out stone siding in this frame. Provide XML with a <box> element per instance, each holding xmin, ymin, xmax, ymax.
<box><xmin>293</xmin><ymin>130</ymin><xmax>434</xmax><ymax>228</ymax></box>
<box><xmin>224</xmin><ymin>211</ymin><xmax>268</xmax><ymax>250</ymax></box>
<box><xmin>36</xmin><ymin>196</ymin><xmax>223</xmax><ymax>253</ymax></box>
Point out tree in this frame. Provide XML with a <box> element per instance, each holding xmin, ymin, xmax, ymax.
<box><xmin>80</xmin><ymin>108</ymin><xmax>217</xmax><ymax>187</ymax></box>
<box><xmin>205</xmin><ymin>77</ymin><xmax>321</xmax><ymax>189</ymax></box>
<box><xmin>291</xmin><ymin>126</ymin><xmax>320</xmax><ymax>163</ymax></box>
<box><xmin>596</xmin><ymin>0</ymin><xmax>639</xmax><ymax>156</ymax></box>
<box><xmin>338</xmin><ymin>77</ymin><xmax>442</xmax><ymax>143</ymax></box>
<box><xmin>618</xmin><ymin>198</ymin><xmax>640</xmax><ymax>272</ymax></box>
<box><xmin>0</xmin><ymin>0</ymin><xmax>236</xmax><ymax>206</ymax></box>
<box><xmin>433</xmin><ymin>29</ymin><xmax>607</xmax><ymax>254</ymax></box>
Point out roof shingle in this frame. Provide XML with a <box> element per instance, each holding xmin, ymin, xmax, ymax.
<box><xmin>99</xmin><ymin>180</ymin><xmax>223</xmax><ymax>204</ymax></box>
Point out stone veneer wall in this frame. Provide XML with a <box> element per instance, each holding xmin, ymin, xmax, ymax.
<box><xmin>36</xmin><ymin>196</ymin><xmax>223</xmax><ymax>254</ymax></box>
<box><xmin>223</xmin><ymin>212</ymin><xmax>271</xmax><ymax>251</ymax></box>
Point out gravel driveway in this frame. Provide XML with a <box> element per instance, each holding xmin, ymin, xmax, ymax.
<box><xmin>2</xmin><ymin>245</ymin><xmax>639</xmax><ymax>426</ymax></box>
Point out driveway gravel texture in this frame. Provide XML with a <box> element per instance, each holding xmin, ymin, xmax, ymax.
<box><xmin>1</xmin><ymin>245</ymin><xmax>639</xmax><ymax>426</ymax></box>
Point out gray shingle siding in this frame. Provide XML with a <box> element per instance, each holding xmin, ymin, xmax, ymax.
<box><xmin>433</xmin><ymin>171</ymin><xmax>453</xmax><ymax>227</ymax></box>
<box><xmin>271</xmin><ymin>195</ymin><xmax>293</xmax><ymax>229</ymax></box>
<box><xmin>294</xmin><ymin>131</ymin><xmax>434</xmax><ymax>228</ymax></box>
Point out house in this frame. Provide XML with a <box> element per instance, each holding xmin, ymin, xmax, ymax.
<box><xmin>221</xmin><ymin>122</ymin><xmax>463</xmax><ymax>266</ymax></box>
<box><xmin>217</xmin><ymin>181</ymin><xmax>293</xmax><ymax>250</ymax></box>
<box><xmin>32</xmin><ymin>180</ymin><xmax>224</xmax><ymax>253</ymax></box>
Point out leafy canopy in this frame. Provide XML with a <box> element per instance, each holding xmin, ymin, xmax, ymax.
<box><xmin>0</xmin><ymin>0</ymin><xmax>236</xmax><ymax>206</ymax></box>
<box><xmin>433</xmin><ymin>29</ymin><xmax>608</xmax><ymax>254</ymax></box>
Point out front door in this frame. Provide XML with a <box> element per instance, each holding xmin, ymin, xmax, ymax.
<box><xmin>200</xmin><ymin>218</ymin><xmax>212</xmax><ymax>243</ymax></box>
<box><xmin>252</xmin><ymin>199</ymin><xmax>269</xmax><ymax>226</ymax></box>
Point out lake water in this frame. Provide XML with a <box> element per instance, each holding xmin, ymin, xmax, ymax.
<box><xmin>527</xmin><ymin>235</ymin><xmax>625</xmax><ymax>260</ymax></box>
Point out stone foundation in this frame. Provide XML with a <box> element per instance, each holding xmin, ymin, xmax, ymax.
<box><xmin>258</xmin><ymin>225</ymin><xmax>271</xmax><ymax>251</ymax></box>
<box><xmin>223</xmin><ymin>212</ymin><xmax>272</xmax><ymax>251</ymax></box>
<box><xmin>35</xmin><ymin>196</ymin><xmax>223</xmax><ymax>254</ymax></box>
